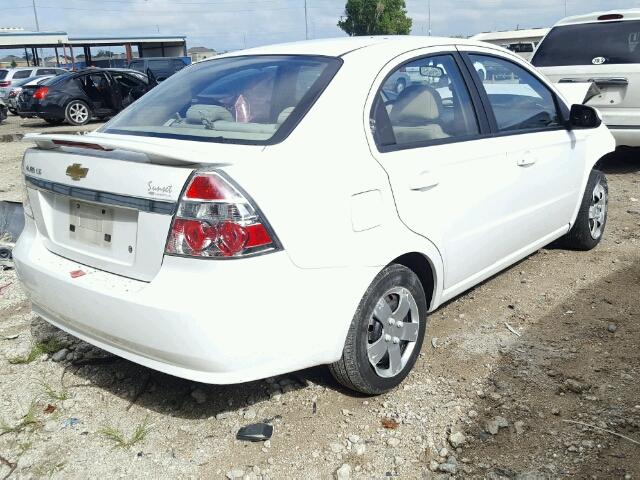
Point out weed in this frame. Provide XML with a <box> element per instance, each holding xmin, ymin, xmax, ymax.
<box><xmin>39</xmin><ymin>380</ymin><xmax>70</xmax><ymax>402</ymax></box>
<box><xmin>0</xmin><ymin>401</ymin><xmax>41</xmax><ymax>436</ymax></box>
<box><xmin>100</xmin><ymin>417</ymin><xmax>151</xmax><ymax>448</ymax></box>
<box><xmin>8</xmin><ymin>340</ymin><xmax>65</xmax><ymax>365</ymax></box>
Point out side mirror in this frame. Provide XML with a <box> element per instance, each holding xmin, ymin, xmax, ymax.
<box><xmin>569</xmin><ymin>104</ymin><xmax>602</xmax><ymax>129</ymax></box>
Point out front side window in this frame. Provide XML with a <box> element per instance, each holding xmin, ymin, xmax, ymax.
<box><xmin>102</xmin><ymin>55</ymin><xmax>342</xmax><ymax>144</ymax></box>
<box><xmin>533</xmin><ymin>21</ymin><xmax>640</xmax><ymax>66</ymax></box>
<box><xmin>371</xmin><ymin>54</ymin><xmax>479</xmax><ymax>148</ymax></box>
<box><xmin>469</xmin><ymin>54</ymin><xmax>560</xmax><ymax>133</ymax></box>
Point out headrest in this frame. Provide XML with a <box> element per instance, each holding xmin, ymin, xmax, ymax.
<box><xmin>185</xmin><ymin>105</ymin><xmax>233</xmax><ymax>124</ymax></box>
<box><xmin>277</xmin><ymin>107</ymin><xmax>295</xmax><ymax>124</ymax></box>
<box><xmin>389</xmin><ymin>85</ymin><xmax>442</xmax><ymax>125</ymax></box>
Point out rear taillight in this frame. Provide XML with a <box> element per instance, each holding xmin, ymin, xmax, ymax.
<box><xmin>0</xmin><ymin>81</ymin><xmax>10</xmax><ymax>88</ymax></box>
<box><xmin>165</xmin><ymin>171</ymin><xmax>280</xmax><ymax>258</ymax></box>
<box><xmin>33</xmin><ymin>86</ymin><xmax>49</xmax><ymax>100</ymax></box>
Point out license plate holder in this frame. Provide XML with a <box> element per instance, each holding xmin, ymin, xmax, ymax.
<box><xmin>69</xmin><ymin>200</ymin><xmax>114</xmax><ymax>247</ymax></box>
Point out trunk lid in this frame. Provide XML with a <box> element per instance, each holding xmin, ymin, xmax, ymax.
<box><xmin>540</xmin><ymin>64</ymin><xmax>640</xmax><ymax>126</ymax></box>
<box><xmin>22</xmin><ymin>133</ymin><xmax>263</xmax><ymax>281</ymax></box>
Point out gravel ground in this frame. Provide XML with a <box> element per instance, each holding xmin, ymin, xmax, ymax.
<box><xmin>0</xmin><ymin>114</ymin><xmax>639</xmax><ymax>479</ymax></box>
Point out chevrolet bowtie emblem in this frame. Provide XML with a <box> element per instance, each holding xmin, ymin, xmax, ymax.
<box><xmin>65</xmin><ymin>163</ymin><xmax>88</xmax><ymax>181</ymax></box>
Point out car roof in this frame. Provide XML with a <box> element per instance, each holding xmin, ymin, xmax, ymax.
<box><xmin>555</xmin><ymin>8</ymin><xmax>640</xmax><ymax>26</ymax></box>
<box><xmin>209</xmin><ymin>36</ymin><xmax>499</xmax><ymax>60</ymax></box>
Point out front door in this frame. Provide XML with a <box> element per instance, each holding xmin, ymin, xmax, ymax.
<box><xmin>460</xmin><ymin>48</ymin><xmax>586</xmax><ymax>244</ymax></box>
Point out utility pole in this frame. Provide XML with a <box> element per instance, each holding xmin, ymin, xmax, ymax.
<box><xmin>427</xmin><ymin>0</ymin><xmax>432</xmax><ymax>36</ymax></box>
<box><xmin>564</xmin><ymin>0</ymin><xmax>567</xmax><ymax>17</ymax></box>
<box><xmin>32</xmin><ymin>0</ymin><xmax>40</xmax><ymax>31</ymax></box>
<box><xmin>32</xmin><ymin>0</ymin><xmax>41</xmax><ymax>66</ymax></box>
<box><xmin>304</xmin><ymin>0</ymin><xmax>309</xmax><ymax>40</ymax></box>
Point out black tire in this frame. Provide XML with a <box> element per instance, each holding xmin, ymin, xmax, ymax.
<box><xmin>44</xmin><ymin>118</ymin><xmax>64</xmax><ymax>125</ymax></box>
<box><xmin>560</xmin><ymin>169</ymin><xmax>608</xmax><ymax>251</ymax></box>
<box><xmin>8</xmin><ymin>108</ymin><xmax>17</xmax><ymax>115</ymax></box>
<box><xmin>64</xmin><ymin>100</ymin><xmax>91</xmax><ymax>126</ymax></box>
<box><xmin>329</xmin><ymin>264</ymin><xmax>427</xmax><ymax>395</ymax></box>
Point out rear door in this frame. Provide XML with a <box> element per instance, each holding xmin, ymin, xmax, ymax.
<box><xmin>533</xmin><ymin>19</ymin><xmax>640</xmax><ymax>128</ymax></box>
<box><xmin>367</xmin><ymin>48</ymin><xmax>529</xmax><ymax>293</ymax></box>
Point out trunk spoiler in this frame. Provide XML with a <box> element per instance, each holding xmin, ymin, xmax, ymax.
<box><xmin>22</xmin><ymin>133</ymin><xmax>237</xmax><ymax>166</ymax></box>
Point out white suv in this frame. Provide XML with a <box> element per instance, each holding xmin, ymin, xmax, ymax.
<box><xmin>0</xmin><ymin>67</ymin><xmax>67</xmax><ymax>98</ymax></box>
<box><xmin>533</xmin><ymin>9</ymin><xmax>640</xmax><ymax>147</ymax></box>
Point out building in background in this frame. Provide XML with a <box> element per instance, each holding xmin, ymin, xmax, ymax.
<box><xmin>471</xmin><ymin>28</ymin><xmax>549</xmax><ymax>61</ymax></box>
<box><xmin>188</xmin><ymin>46</ymin><xmax>217</xmax><ymax>63</ymax></box>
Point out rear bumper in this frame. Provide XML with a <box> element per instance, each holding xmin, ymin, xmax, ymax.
<box><xmin>14</xmin><ymin>218</ymin><xmax>375</xmax><ymax>384</ymax></box>
<box><xmin>607</xmin><ymin>126</ymin><xmax>640</xmax><ymax>148</ymax></box>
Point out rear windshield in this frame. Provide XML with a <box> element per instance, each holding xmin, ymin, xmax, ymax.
<box><xmin>0</xmin><ymin>70</ymin><xmax>7</xmax><ymax>80</ymax></box>
<box><xmin>102</xmin><ymin>55</ymin><xmax>342</xmax><ymax>145</ymax></box>
<box><xmin>533</xmin><ymin>20</ymin><xmax>640</xmax><ymax>66</ymax></box>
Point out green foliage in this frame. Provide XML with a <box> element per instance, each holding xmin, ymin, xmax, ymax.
<box><xmin>10</xmin><ymin>59</ymin><xmax>17</xmax><ymax>68</ymax></box>
<box><xmin>8</xmin><ymin>339</ymin><xmax>64</xmax><ymax>365</ymax></box>
<box><xmin>0</xmin><ymin>401</ymin><xmax>41</xmax><ymax>435</ymax></box>
<box><xmin>100</xmin><ymin>417</ymin><xmax>151</xmax><ymax>448</ymax></box>
<box><xmin>39</xmin><ymin>380</ymin><xmax>70</xmax><ymax>402</ymax></box>
<box><xmin>338</xmin><ymin>0</ymin><xmax>412</xmax><ymax>36</ymax></box>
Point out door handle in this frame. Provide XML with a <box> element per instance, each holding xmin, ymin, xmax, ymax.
<box><xmin>517</xmin><ymin>153</ymin><xmax>537</xmax><ymax>167</ymax></box>
<box><xmin>410</xmin><ymin>172</ymin><xmax>440</xmax><ymax>191</ymax></box>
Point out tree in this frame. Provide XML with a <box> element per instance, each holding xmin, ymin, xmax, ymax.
<box><xmin>338</xmin><ymin>0</ymin><xmax>412</xmax><ymax>36</ymax></box>
<box><xmin>10</xmin><ymin>59</ymin><xmax>17</xmax><ymax>68</ymax></box>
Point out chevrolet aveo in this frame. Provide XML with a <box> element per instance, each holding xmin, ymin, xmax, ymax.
<box><xmin>15</xmin><ymin>37</ymin><xmax>614</xmax><ymax>395</ymax></box>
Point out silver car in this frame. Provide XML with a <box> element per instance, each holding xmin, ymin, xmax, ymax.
<box><xmin>0</xmin><ymin>67</ymin><xmax>67</xmax><ymax>99</ymax></box>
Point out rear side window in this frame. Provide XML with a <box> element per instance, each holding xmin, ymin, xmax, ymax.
<box><xmin>533</xmin><ymin>21</ymin><xmax>640</xmax><ymax>66</ymax></box>
<box><xmin>13</xmin><ymin>70</ymin><xmax>32</xmax><ymax>79</ymax></box>
<box><xmin>102</xmin><ymin>55</ymin><xmax>342</xmax><ymax>145</ymax></box>
<box><xmin>129</xmin><ymin>61</ymin><xmax>144</xmax><ymax>71</ymax></box>
<box><xmin>149</xmin><ymin>60</ymin><xmax>170</xmax><ymax>70</ymax></box>
<box><xmin>470</xmin><ymin>54</ymin><xmax>560</xmax><ymax>133</ymax></box>
<box><xmin>371</xmin><ymin>54</ymin><xmax>479</xmax><ymax>149</ymax></box>
<box><xmin>0</xmin><ymin>70</ymin><xmax>7</xmax><ymax>80</ymax></box>
<box><xmin>36</xmin><ymin>69</ymin><xmax>56</xmax><ymax>75</ymax></box>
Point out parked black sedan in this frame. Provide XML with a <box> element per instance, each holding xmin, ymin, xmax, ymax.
<box><xmin>17</xmin><ymin>68</ymin><xmax>151</xmax><ymax>126</ymax></box>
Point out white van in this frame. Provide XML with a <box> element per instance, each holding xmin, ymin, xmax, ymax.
<box><xmin>533</xmin><ymin>9</ymin><xmax>640</xmax><ymax>147</ymax></box>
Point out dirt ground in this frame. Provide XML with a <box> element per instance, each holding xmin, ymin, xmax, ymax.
<box><xmin>0</xmin><ymin>114</ymin><xmax>639</xmax><ymax>479</ymax></box>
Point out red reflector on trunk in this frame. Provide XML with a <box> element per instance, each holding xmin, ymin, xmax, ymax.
<box><xmin>598</xmin><ymin>14</ymin><xmax>623</xmax><ymax>20</ymax></box>
<box><xmin>52</xmin><ymin>140</ymin><xmax>113</xmax><ymax>151</ymax></box>
<box><xmin>0</xmin><ymin>81</ymin><xmax>10</xmax><ymax>88</ymax></box>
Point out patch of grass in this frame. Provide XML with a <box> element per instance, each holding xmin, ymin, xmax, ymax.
<box><xmin>39</xmin><ymin>380</ymin><xmax>70</xmax><ymax>402</ymax></box>
<box><xmin>33</xmin><ymin>460</ymin><xmax>66</xmax><ymax>479</ymax></box>
<box><xmin>8</xmin><ymin>339</ymin><xmax>65</xmax><ymax>365</ymax></box>
<box><xmin>0</xmin><ymin>401</ymin><xmax>41</xmax><ymax>436</ymax></box>
<box><xmin>100</xmin><ymin>417</ymin><xmax>151</xmax><ymax>448</ymax></box>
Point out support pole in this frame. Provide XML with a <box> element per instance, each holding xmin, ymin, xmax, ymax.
<box><xmin>55</xmin><ymin>47</ymin><xmax>59</xmax><ymax>67</ymax></box>
<box><xmin>24</xmin><ymin>47</ymin><xmax>30</xmax><ymax>66</ymax></box>
<box><xmin>304</xmin><ymin>0</ymin><xmax>309</xmax><ymax>40</ymax></box>
<box><xmin>69</xmin><ymin>45</ymin><xmax>76</xmax><ymax>71</ymax></box>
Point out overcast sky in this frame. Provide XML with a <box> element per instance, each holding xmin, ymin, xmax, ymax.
<box><xmin>4</xmin><ymin>0</ymin><xmax>640</xmax><ymax>51</ymax></box>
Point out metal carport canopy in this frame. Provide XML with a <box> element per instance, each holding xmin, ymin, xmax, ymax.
<box><xmin>0</xmin><ymin>30</ymin><xmax>68</xmax><ymax>47</ymax></box>
<box><xmin>67</xmin><ymin>35</ymin><xmax>186</xmax><ymax>46</ymax></box>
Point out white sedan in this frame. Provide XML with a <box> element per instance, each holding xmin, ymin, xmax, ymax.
<box><xmin>15</xmin><ymin>36</ymin><xmax>614</xmax><ymax>394</ymax></box>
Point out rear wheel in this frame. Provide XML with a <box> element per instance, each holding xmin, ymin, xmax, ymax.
<box><xmin>329</xmin><ymin>264</ymin><xmax>427</xmax><ymax>395</ymax></box>
<box><xmin>8</xmin><ymin>108</ymin><xmax>17</xmax><ymax>115</ymax></box>
<box><xmin>560</xmin><ymin>169</ymin><xmax>608</xmax><ymax>250</ymax></box>
<box><xmin>395</xmin><ymin>78</ymin><xmax>407</xmax><ymax>94</ymax></box>
<box><xmin>65</xmin><ymin>100</ymin><xmax>91</xmax><ymax>126</ymax></box>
